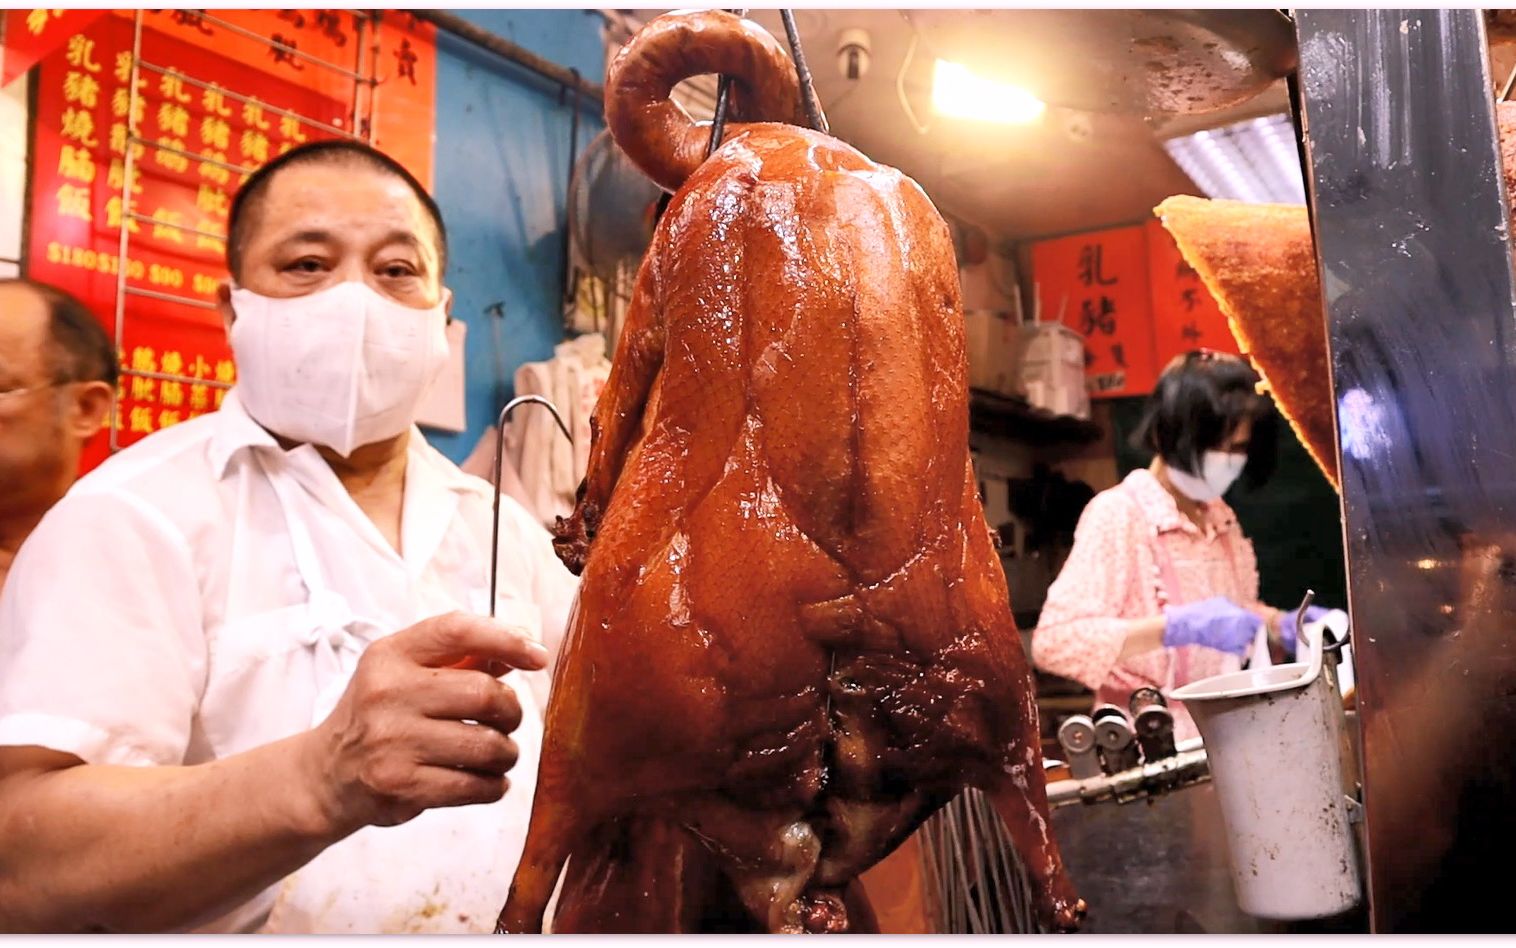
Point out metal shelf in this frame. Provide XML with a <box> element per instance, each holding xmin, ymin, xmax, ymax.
<box><xmin>969</xmin><ymin>388</ymin><xmax>1102</xmax><ymax>446</ymax></box>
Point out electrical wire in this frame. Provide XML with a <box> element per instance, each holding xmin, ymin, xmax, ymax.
<box><xmin>897</xmin><ymin>30</ymin><xmax>931</xmax><ymax>136</ymax></box>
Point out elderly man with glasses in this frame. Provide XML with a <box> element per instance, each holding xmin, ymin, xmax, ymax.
<box><xmin>0</xmin><ymin>278</ymin><xmax>116</xmax><ymax>593</ymax></box>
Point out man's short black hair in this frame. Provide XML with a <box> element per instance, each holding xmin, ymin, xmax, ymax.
<box><xmin>1131</xmin><ymin>349</ymin><xmax>1279</xmax><ymax>488</ymax></box>
<box><xmin>226</xmin><ymin>139</ymin><xmax>448</xmax><ymax>280</ymax></box>
<box><xmin>1</xmin><ymin>278</ymin><xmax>118</xmax><ymax>389</ymax></box>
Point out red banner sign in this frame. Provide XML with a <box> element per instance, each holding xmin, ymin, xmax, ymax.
<box><xmin>1144</xmin><ymin>218</ymin><xmax>1240</xmax><ymax>367</ymax></box>
<box><xmin>1031</xmin><ymin>225</ymin><xmax>1158</xmax><ymax>399</ymax></box>
<box><xmin>1</xmin><ymin>9</ymin><xmax>107</xmax><ymax>86</ymax></box>
<box><xmin>21</xmin><ymin>10</ymin><xmax>436</xmax><ymax>473</ymax></box>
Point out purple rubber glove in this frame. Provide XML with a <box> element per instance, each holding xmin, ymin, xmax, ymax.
<box><xmin>1162</xmin><ymin>596</ymin><xmax>1260</xmax><ymax>656</ymax></box>
<box><xmin>1277</xmin><ymin>605</ymin><xmax>1333</xmax><ymax>653</ymax></box>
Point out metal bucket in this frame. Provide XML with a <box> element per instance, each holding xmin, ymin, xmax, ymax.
<box><xmin>1169</xmin><ymin>619</ymin><xmax>1361</xmax><ymax>920</ymax></box>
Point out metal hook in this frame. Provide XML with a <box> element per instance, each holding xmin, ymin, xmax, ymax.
<box><xmin>488</xmin><ymin>395</ymin><xmax>573</xmax><ymax>617</ymax></box>
<box><xmin>706</xmin><ymin>9</ymin><xmax>749</xmax><ymax>159</ymax></box>
<box><xmin>707</xmin><ymin>9</ymin><xmax>827</xmax><ymax>161</ymax></box>
<box><xmin>780</xmin><ymin>9</ymin><xmax>829</xmax><ymax>134</ymax></box>
<box><xmin>1291</xmin><ymin>587</ymin><xmax>1349</xmax><ymax>660</ymax></box>
<box><xmin>1293</xmin><ymin>589</ymin><xmax>1316</xmax><ymax>637</ymax></box>
<box><xmin>1290</xmin><ymin>587</ymin><xmax>1350</xmax><ymax>654</ymax></box>
<box><xmin>707</xmin><ymin>76</ymin><xmax>734</xmax><ymax>158</ymax></box>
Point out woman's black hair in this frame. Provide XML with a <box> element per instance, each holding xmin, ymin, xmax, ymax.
<box><xmin>1131</xmin><ymin>350</ymin><xmax>1279</xmax><ymax>489</ymax></box>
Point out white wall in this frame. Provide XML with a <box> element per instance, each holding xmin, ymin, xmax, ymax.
<box><xmin>0</xmin><ymin>73</ymin><xmax>26</xmax><ymax>278</ymax></box>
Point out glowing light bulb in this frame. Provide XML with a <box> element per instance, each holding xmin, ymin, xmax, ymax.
<box><xmin>930</xmin><ymin>59</ymin><xmax>1045</xmax><ymax>125</ymax></box>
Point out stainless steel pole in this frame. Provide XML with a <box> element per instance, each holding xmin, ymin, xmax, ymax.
<box><xmin>1294</xmin><ymin>8</ymin><xmax>1516</xmax><ymax>931</ymax></box>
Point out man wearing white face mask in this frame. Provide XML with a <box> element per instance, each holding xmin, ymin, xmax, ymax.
<box><xmin>0</xmin><ymin>141</ymin><xmax>579</xmax><ymax>933</ymax></box>
<box><xmin>1031</xmin><ymin>351</ymin><xmax>1334</xmax><ymax>741</ymax></box>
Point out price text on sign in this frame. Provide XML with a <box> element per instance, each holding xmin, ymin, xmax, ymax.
<box><xmin>19</xmin><ymin>10</ymin><xmax>436</xmax><ymax>472</ymax></box>
<box><xmin>1031</xmin><ymin>224</ymin><xmax>1158</xmax><ymax>399</ymax></box>
<box><xmin>1144</xmin><ymin>219</ymin><xmax>1240</xmax><ymax>366</ymax></box>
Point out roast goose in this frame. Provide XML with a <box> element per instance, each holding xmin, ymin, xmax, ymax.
<box><xmin>497</xmin><ymin>10</ymin><xmax>1083</xmax><ymax>934</ymax></box>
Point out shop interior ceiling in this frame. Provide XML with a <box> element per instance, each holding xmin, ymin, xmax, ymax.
<box><xmin>611</xmin><ymin>9</ymin><xmax>1292</xmax><ymax>240</ymax></box>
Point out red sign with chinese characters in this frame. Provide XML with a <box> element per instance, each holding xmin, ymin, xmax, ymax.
<box><xmin>1031</xmin><ymin>225</ymin><xmax>1158</xmax><ymax>399</ymax></box>
<box><xmin>19</xmin><ymin>10</ymin><xmax>436</xmax><ymax>473</ymax></box>
<box><xmin>1</xmin><ymin>9</ymin><xmax>107</xmax><ymax>85</ymax></box>
<box><xmin>1144</xmin><ymin>218</ymin><xmax>1240</xmax><ymax>367</ymax></box>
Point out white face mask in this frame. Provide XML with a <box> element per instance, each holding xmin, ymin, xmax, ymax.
<box><xmin>228</xmin><ymin>281</ymin><xmax>450</xmax><ymax>457</ymax></box>
<box><xmin>1166</xmin><ymin>451</ymin><xmax>1248</xmax><ymax>503</ymax></box>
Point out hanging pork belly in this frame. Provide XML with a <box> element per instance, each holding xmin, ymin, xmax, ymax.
<box><xmin>496</xmin><ymin>9</ymin><xmax>1083</xmax><ymax>935</ymax></box>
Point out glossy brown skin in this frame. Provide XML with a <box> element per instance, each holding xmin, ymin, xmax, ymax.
<box><xmin>499</xmin><ymin>11</ymin><xmax>1082</xmax><ymax>935</ymax></box>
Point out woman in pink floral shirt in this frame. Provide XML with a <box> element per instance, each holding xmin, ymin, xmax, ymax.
<box><xmin>1033</xmin><ymin>352</ymin><xmax>1327</xmax><ymax>740</ymax></box>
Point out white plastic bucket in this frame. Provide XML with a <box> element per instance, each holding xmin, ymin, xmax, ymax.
<box><xmin>1168</xmin><ymin>623</ymin><xmax>1361</xmax><ymax>920</ymax></box>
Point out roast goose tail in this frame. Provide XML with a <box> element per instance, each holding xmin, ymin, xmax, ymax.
<box><xmin>605</xmin><ymin>9</ymin><xmax>806</xmax><ymax>193</ymax></box>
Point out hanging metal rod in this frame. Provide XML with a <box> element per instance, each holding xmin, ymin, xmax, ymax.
<box><xmin>124</xmin><ymin>285</ymin><xmax>220</xmax><ymax>311</ymax></box>
<box><xmin>194</xmin><ymin>11</ymin><xmax>373</xmax><ymax>83</ymax></box>
<box><xmin>135</xmin><ymin>59</ymin><xmax>361</xmax><ymax>140</ymax></box>
<box><xmin>409</xmin><ymin>9</ymin><xmax>604</xmax><ymax>106</ymax></box>
<box><xmin>128</xmin><ymin>134</ymin><xmax>255</xmax><ymax>177</ymax></box>
<box><xmin>780</xmin><ymin>8</ymin><xmax>828</xmax><ymax>134</ymax></box>
<box><xmin>707</xmin><ymin>8</ymin><xmax>748</xmax><ymax>159</ymax></box>
<box><xmin>126</xmin><ymin>211</ymin><xmax>226</xmax><ymax>244</ymax></box>
<box><xmin>121</xmin><ymin>366</ymin><xmax>233</xmax><ymax>389</ymax></box>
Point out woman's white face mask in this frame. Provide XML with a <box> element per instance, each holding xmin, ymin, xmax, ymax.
<box><xmin>1167</xmin><ymin>451</ymin><xmax>1248</xmax><ymax>503</ymax></box>
<box><xmin>228</xmin><ymin>280</ymin><xmax>450</xmax><ymax>457</ymax></box>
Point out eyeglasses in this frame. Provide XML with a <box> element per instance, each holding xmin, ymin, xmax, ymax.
<box><xmin>0</xmin><ymin>381</ymin><xmax>65</xmax><ymax>403</ymax></box>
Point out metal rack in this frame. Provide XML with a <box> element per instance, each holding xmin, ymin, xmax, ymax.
<box><xmin>107</xmin><ymin>9</ymin><xmax>380</xmax><ymax>449</ymax></box>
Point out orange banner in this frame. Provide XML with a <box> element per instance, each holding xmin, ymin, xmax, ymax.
<box><xmin>23</xmin><ymin>10</ymin><xmax>436</xmax><ymax>472</ymax></box>
<box><xmin>2</xmin><ymin>9</ymin><xmax>108</xmax><ymax>85</ymax></box>
<box><xmin>368</xmin><ymin>12</ymin><xmax>436</xmax><ymax>189</ymax></box>
<box><xmin>1145</xmin><ymin>218</ymin><xmax>1240</xmax><ymax>366</ymax></box>
<box><xmin>1032</xmin><ymin>225</ymin><xmax>1158</xmax><ymax>398</ymax></box>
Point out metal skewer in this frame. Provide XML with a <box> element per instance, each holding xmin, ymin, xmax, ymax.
<box><xmin>706</xmin><ymin>8</ymin><xmax>750</xmax><ymax>158</ymax></box>
<box><xmin>708</xmin><ymin>8</ymin><xmax>830</xmax><ymax>161</ymax></box>
<box><xmin>489</xmin><ymin>395</ymin><xmax>572</xmax><ymax>618</ymax></box>
<box><xmin>780</xmin><ymin>9</ymin><xmax>829</xmax><ymax>134</ymax></box>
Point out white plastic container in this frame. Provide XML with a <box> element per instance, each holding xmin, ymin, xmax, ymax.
<box><xmin>1169</xmin><ymin>622</ymin><xmax>1361</xmax><ymax>920</ymax></box>
<box><xmin>1019</xmin><ymin>323</ymin><xmax>1089</xmax><ymax>419</ymax></box>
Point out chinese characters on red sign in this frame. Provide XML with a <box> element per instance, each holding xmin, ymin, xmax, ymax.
<box><xmin>1032</xmin><ymin>225</ymin><xmax>1158</xmax><ymax>399</ymax></box>
<box><xmin>1143</xmin><ymin>218</ymin><xmax>1240</xmax><ymax>364</ymax></box>
<box><xmin>15</xmin><ymin>10</ymin><xmax>436</xmax><ymax>472</ymax></box>
<box><xmin>1031</xmin><ymin>219</ymin><xmax>1240</xmax><ymax>400</ymax></box>
<box><xmin>1</xmin><ymin>9</ymin><xmax>107</xmax><ymax>85</ymax></box>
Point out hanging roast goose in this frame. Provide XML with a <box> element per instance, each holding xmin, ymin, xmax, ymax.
<box><xmin>496</xmin><ymin>10</ymin><xmax>1083</xmax><ymax>934</ymax></box>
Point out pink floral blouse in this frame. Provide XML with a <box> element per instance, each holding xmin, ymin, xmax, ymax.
<box><xmin>1031</xmin><ymin>468</ymin><xmax>1270</xmax><ymax>740</ymax></box>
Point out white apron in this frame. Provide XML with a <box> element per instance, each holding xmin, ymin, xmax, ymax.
<box><xmin>251</xmin><ymin>453</ymin><xmax>544</xmax><ymax>934</ymax></box>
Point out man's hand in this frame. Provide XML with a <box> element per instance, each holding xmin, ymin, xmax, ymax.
<box><xmin>298</xmin><ymin>612</ymin><xmax>549</xmax><ymax>836</ymax></box>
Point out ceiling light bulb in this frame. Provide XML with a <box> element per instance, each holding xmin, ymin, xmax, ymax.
<box><xmin>930</xmin><ymin>59</ymin><xmax>1045</xmax><ymax>124</ymax></box>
